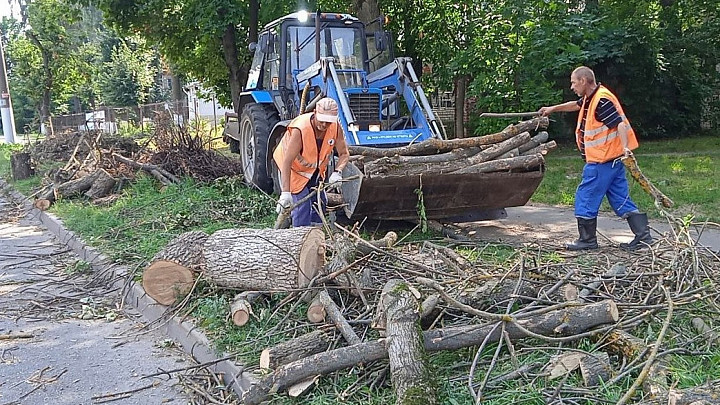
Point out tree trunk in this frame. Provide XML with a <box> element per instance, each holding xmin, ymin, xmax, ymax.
<box><xmin>55</xmin><ymin>170</ymin><xmax>102</xmax><ymax>198</ymax></box>
<box><xmin>10</xmin><ymin>152</ymin><xmax>34</xmax><ymax>180</ymax></box>
<box><xmin>142</xmin><ymin>231</ymin><xmax>208</xmax><ymax>305</ymax></box>
<box><xmin>382</xmin><ymin>279</ymin><xmax>437</xmax><ymax>404</ymax></box>
<box><xmin>259</xmin><ymin>329</ymin><xmax>332</xmax><ymax>370</ymax></box>
<box><xmin>27</xmin><ymin>32</ymin><xmax>52</xmax><ymax>135</ymax></box>
<box><xmin>221</xmin><ymin>24</ymin><xmax>245</xmax><ymax>113</ymax></box>
<box><xmin>240</xmin><ymin>300</ymin><xmax>619</xmax><ymax>405</ymax></box>
<box><xmin>203</xmin><ymin>228</ymin><xmax>325</xmax><ymax>291</ymax></box>
<box><xmin>454</xmin><ymin>75</ymin><xmax>468</xmax><ymax>139</ymax></box>
<box><xmin>84</xmin><ymin>169</ymin><xmax>116</xmax><ymax>200</ymax></box>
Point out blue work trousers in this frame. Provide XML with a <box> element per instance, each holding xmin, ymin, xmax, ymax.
<box><xmin>574</xmin><ymin>159</ymin><xmax>638</xmax><ymax>219</ymax></box>
<box><xmin>291</xmin><ymin>183</ymin><xmax>327</xmax><ymax>227</ymax></box>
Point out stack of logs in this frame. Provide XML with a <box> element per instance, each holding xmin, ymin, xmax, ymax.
<box><xmin>141</xmin><ymin>224</ymin><xmax>631</xmax><ymax>405</ymax></box>
<box><xmin>347</xmin><ymin>116</ymin><xmax>556</xmax><ymax>177</ymax></box>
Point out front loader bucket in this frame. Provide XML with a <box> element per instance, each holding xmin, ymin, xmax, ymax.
<box><xmin>341</xmin><ymin>162</ymin><xmax>545</xmax><ymax>222</ymax></box>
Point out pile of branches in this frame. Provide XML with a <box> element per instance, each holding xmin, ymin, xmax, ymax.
<box><xmin>145</xmin><ymin>215</ymin><xmax>720</xmax><ymax>404</ymax></box>
<box><xmin>28</xmin><ymin>111</ymin><xmax>243</xmax><ymax>209</ymax></box>
<box><xmin>148</xmin><ymin>111</ymin><xmax>244</xmax><ymax>183</ymax></box>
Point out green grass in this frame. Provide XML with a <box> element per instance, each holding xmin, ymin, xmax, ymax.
<box><xmin>531</xmin><ymin>135</ymin><xmax>720</xmax><ymax>222</ymax></box>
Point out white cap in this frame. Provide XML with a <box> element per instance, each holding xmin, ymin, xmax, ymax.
<box><xmin>315</xmin><ymin>97</ymin><xmax>339</xmax><ymax>123</ymax></box>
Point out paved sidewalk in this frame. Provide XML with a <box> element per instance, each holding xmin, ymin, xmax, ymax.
<box><xmin>462</xmin><ymin>204</ymin><xmax>720</xmax><ymax>253</ymax></box>
<box><xmin>0</xmin><ymin>194</ymin><xmax>192</xmax><ymax>405</ymax></box>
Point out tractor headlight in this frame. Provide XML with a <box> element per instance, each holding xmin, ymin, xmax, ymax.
<box><xmin>369</xmin><ymin>124</ymin><xmax>381</xmax><ymax>132</ymax></box>
<box><xmin>298</xmin><ymin>10</ymin><xmax>309</xmax><ymax>23</ymax></box>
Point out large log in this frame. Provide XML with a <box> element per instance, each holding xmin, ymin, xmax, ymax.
<box><xmin>259</xmin><ymin>329</ymin><xmax>333</xmax><ymax>370</ymax></box>
<box><xmin>142</xmin><ymin>230</ymin><xmax>208</xmax><ymax>305</ymax></box>
<box><xmin>84</xmin><ymin>169</ymin><xmax>116</xmax><ymax>200</ymax></box>
<box><xmin>348</xmin><ymin>117</ymin><xmax>549</xmax><ymax>157</ymax></box>
<box><xmin>10</xmin><ymin>152</ymin><xmax>34</xmax><ymax>180</ymax></box>
<box><xmin>56</xmin><ymin>170</ymin><xmax>102</xmax><ymax>198</ymax></box>
<box><xmin>240</xmin><ymin>300</ymin><xmax>619</xmax><ymax>404</ymax></box>
<box><xmin>382</xmin><ymin>279</ymin><xmax>437</xmax><ymax>405</ymax></box>
<box><xmin>203</xmin><ymin>227</ymin><xmax>325</xmax><ymax>290</ymax></box>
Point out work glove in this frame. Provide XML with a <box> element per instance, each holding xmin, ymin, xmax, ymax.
<box><xmin>328</xmin><ymin>171</ymin><xmax>342</xmax><ymax>186</ymax></box>
<box><xmin>276</xmin><ymin>191</ymin><xmax>293</xmax><ymax>214</ymax></box>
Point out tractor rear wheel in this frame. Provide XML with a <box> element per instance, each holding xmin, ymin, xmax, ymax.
<box><xmin>239</xmin><ymin>103</ymin><xmax>278</xmax><ymax>193</ymax></box>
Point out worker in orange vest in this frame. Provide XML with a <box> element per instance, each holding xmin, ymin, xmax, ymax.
<box><xmin>538</xmin><ymin>66</ymin><xmax>653</xmax><ymax>251</ymax></box>
<box><xmin>273</xmin><ymin>97</ymin><xmax>350</xmax><ymax>227</ymax></box>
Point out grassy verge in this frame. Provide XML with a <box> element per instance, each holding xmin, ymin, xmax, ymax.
<box><xmin>531</xmin><ymin>135</ymin><xmax>720</xmax><ymax>223</ymax></box>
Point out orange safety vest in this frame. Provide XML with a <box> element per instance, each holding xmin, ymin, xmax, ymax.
<box><xmin>273</xmin><ymin>113</ymin><xmax>340</xmax><ymax>194</ymax></box>
<box><xmin>576</xmin><ymin>85</ymin><xmax>638</xmax><ymax>163</ymax></box>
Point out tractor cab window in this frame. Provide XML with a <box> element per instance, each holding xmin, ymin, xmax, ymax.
<box><xmin>262</xmin><ymin>28</ymin><xmax>281</xmax><ymax>91</ymax></box>
<box><xmin>287</xmin><ymin>25</ymin><xmax>365</xmax><ymax>88</ymax></box>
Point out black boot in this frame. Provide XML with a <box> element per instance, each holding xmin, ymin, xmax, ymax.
<box><xmin>566</xmin><ymin>218</ymin><xmax>599</xmax><ymax>250</ymax></box>
<box><xmin>620</xmin><ymin>213</ymin><xmax>653</xmax><ymax>251</ymax></box>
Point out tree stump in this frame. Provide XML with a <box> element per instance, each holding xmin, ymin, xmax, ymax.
<box><xmin>382</xmin><ymin>279</ymin><xmax>438</xmax><ymax>405</ymax></box>
<box><xmin>203</xmin><ymin>227</ymin><xmax>325</xmax><ymax>290</ymax></box>
<box><xmin>10</xmin><ymin>152</ymin><xmax>34</xmax><ymax>180</ymax></box>
<box><xmin>142</xmin><ymin>230</ymin><xmax>208</xmax><ymax>305</ymax></box>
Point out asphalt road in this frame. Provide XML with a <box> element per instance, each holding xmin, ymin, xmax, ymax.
<box><xmin>0</xmin><ymin>194</ymin><xmax>192</xmax><ymax>405</ymax></box>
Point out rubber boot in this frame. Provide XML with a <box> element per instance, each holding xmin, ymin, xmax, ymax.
<box><xmin>566</xmin><ymin>218</ymin><xmax>599</xmax><ymax>251</ymax></box>
<box><xmin>620</xmin><ymin>213</ymin><xmax>653</xmax><ymax>251</ymax></box>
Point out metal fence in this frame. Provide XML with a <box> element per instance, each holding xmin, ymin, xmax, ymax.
<box><xmin>50</xmin><ymin>100</ymin><xmax>189</xmax><ymax>134</ymax></box>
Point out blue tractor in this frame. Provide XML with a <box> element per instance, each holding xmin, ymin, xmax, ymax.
<box><xmin>223</xmin><ymin>11</ymin><xmax>544</xmax><ymax>221</ymax></box>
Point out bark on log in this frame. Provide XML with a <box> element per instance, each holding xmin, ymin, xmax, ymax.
<box><xmin>520</xmin><ymin>140</ymin><xmax>557</xmax><ymax>157</ymax></box>
<box><xmin>10</xmin><ymin>152</ymin><xmax>34</xmax><ymax>180</ymax></box>
<box><xmin>230</xmin><ymin>291</ymin><xmax>263</xmax><ymax>326</ymax></box>
<box><xmin>240</xmin><ymin>300</ymin><xmax>618</xmax><ymax>405</ymax></box>
<box><xmin>84</xmin><ymin>169</ymin><xmax>116</xmax><ymax>199</ymax></box>
<box><xmin>111</xmin><ymin>152</ymin><xmax>180</xmax><ymax>185</ymax></box>
<box><xmin>456</xmin><ymin>277</ymin><xmax>538</xmax><ymax>311</ymax></box>
<box><xmin>601</xmin><ymin>329</ymin><xmax>647</xmax><ymax>360</ymax></box>
<box><xmin>382</xmin><ymin>279</ymin><xmax>437</xmax><ymax>405</ymax></box>
<box><xmin>517</xmin><ymin>131</ymin><xmax>549</xmax><ymax>154</ymax></box>
<box><xmin>56</xmin><ymin>170</ymin><xmax>102</xmax><ymax>198</ymax></box>
<box><xmin>579</xmin><ymin>351</ymin><xmax>611</xmax><ymax>387</ymax></box>
<box><xmin>259</xmin><ymin>329</ymin><xmax>333</xmax><ymax>370</ymax></box>
<box><xmin>453</xmin><ymin>153</ymin><xmax>544</xmax><ymax>175</ymax></box>
<box><xmin>367</xmin><ymin>132</ymin><xmax>533</xmax><ymax>177</ymax></box>
<box><xmin>348</xmin><ymin>117</ymin><xmax>549</xmax><ymax>157</ymax></box>
<box><xmin>142</xmin><ymin>230</ymin><xmax>208</xmax><ymax>305</ymax></box>
<box><xmin>633</xmin><ymin>387</ymin><xmax>720</xmax><ymax>405</ymax></box>
<box><xmin>203</xmin><ymin>227</ymin><xmax>324</xmax><ymax>290</ymax></box>
<box><xmin>318</xmin><ymin>290</ymin><xmax>361</xmax><ymax>345</ymax></box>
<box><xmin>365</xmin><ymin>147</ymin><xmax>483</xmax><ymax>168</ymax></box>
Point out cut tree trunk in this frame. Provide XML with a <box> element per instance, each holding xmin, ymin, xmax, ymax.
<box><xmin>259</xmin><ymin>329</ymin><xmax>333</xmax><ymax>370</ymax></box>
<box><xmin>56</xmin><ymin>170</ymin><xmax>102</xmax><ymax>198</ymax></box>
<box><xmin>240</xmin><ymin>300</ymin><xmax>619</xmax><ymax>405</ymax></box>
<box><xmin>579</xmin><ymin>351</ymin><xmax>612</xmax><ymax>387</ymax></box>
<box><xmin>10</xmin><ymin>152</ymin><xmax>34</xmax><ymax>180</ymax></box>
<box><xmin>142</xmin><ymin>230</ymin><xmax>208</xmax><ymax>305</ymax></box>
<box><xmin>382</xmin><ymin>279</ymin><xmax>437</xmax><ymax>405</ymax></box>
<box><xmin>84</xmin><ymin>169</ymin><xmax>116</xmax><ymax>199</ymax></box>
<box><xmin>203</xmin><ymin>227</ymin><xmax>325</xmax><ymax>290</ymax></box>
<box><xmin>230</xmin><ymin>291</ymin><xmax>263</xmax><ymax>326</ymax></box>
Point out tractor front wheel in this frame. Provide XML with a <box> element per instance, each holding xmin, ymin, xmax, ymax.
<box><xmin>238</xmin><ymin>103</ymin><xmax>278</xmax><ymax>193</ymax></box>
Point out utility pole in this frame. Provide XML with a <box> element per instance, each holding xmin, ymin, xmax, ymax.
<box><xmin>0</xmin><ymin>38</ymin><xmax>17</xmax><ymax>144</ymax></box>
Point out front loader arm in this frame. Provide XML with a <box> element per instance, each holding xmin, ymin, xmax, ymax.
<box><xmin>367</xmin><ymin>58</ymin><xmax>444</xmax><ymax>139</ymax></box>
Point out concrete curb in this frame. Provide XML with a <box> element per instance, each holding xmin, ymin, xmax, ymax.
<box><xmin>0</xmin><ymin>179</ymin><xmax>256</xmax><ymax>397</ymax></box>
